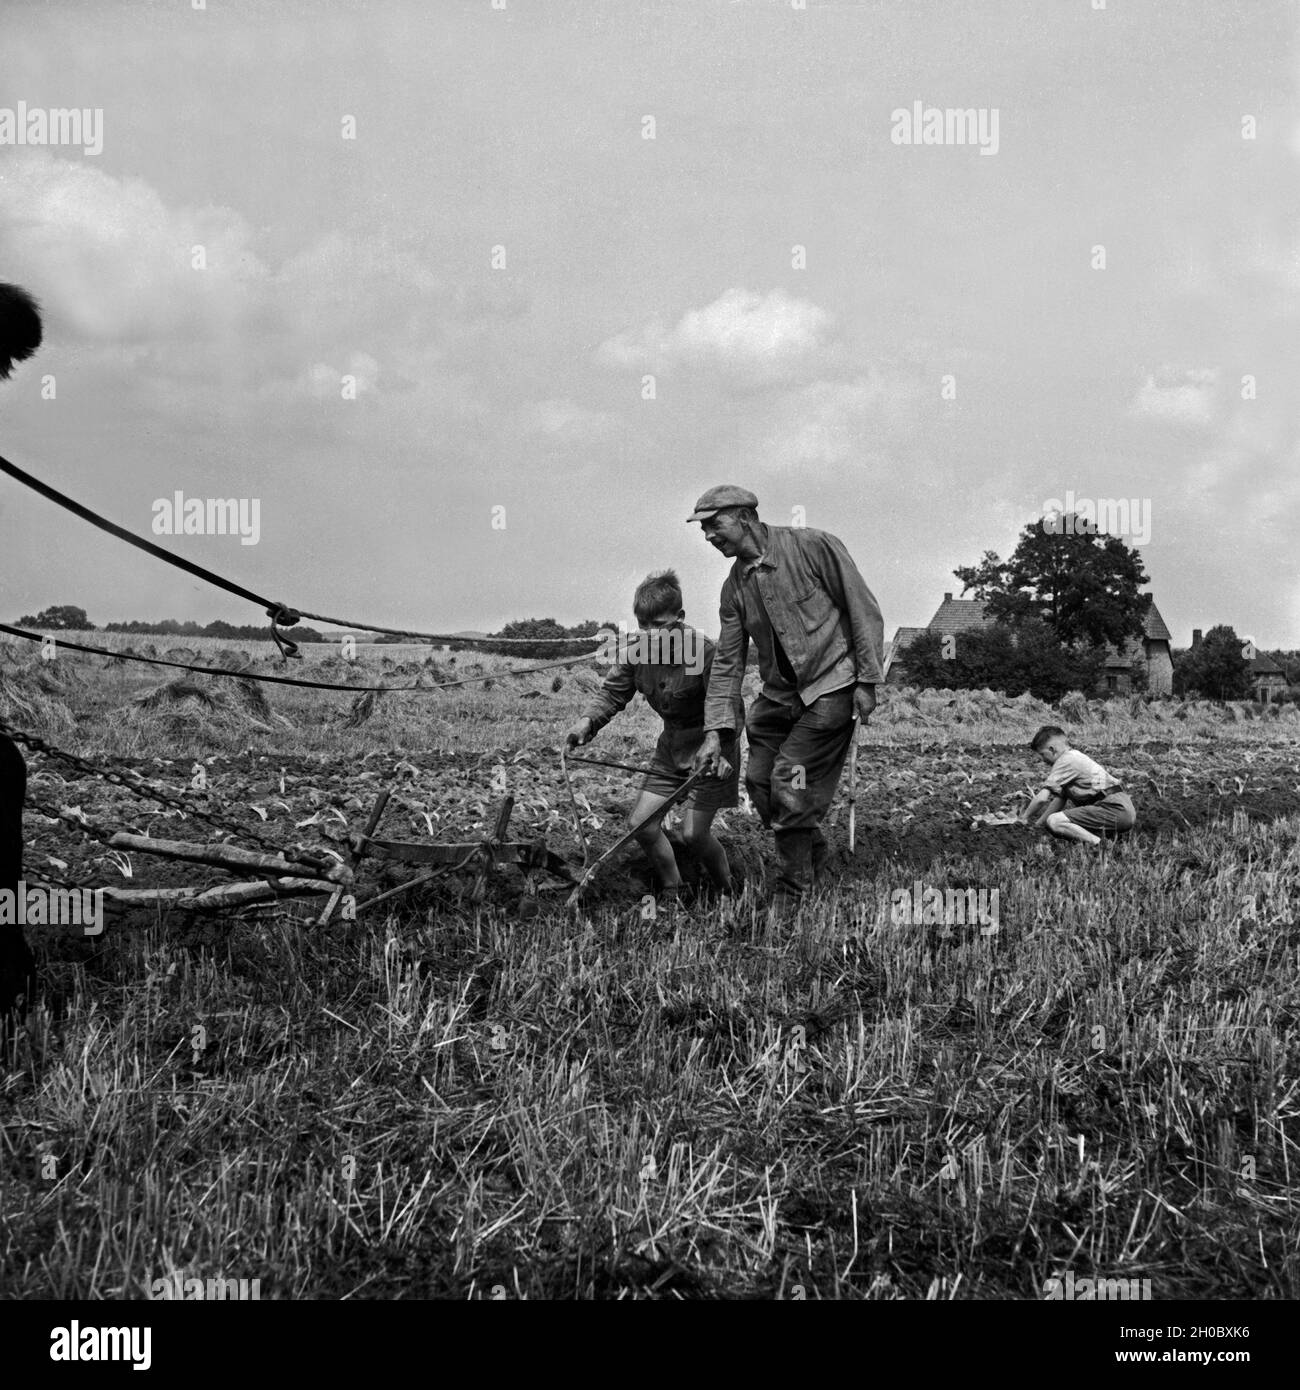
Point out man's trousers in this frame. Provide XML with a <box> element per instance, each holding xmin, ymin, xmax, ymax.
<box><xmin>743</xmin><ymin>687</ymin><xmax>856</xmax><ymax>904</ymax></box>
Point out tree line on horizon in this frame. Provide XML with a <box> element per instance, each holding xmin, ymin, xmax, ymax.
<box><xmin>15</xmin><ymin>539</ymin><xmax>1299</xmax><ymax>704</ymax></box>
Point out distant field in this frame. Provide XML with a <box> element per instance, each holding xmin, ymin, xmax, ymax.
<box><xmin>2</xmin><ymin>634</ymin><xmax>1298</xmax><ymax>1298</ymax></box>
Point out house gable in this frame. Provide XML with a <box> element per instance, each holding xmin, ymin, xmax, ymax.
<box><xmin>928</xmin><ymin>594</ymin><xmax>990</xmax><ymax>635</ymax></box>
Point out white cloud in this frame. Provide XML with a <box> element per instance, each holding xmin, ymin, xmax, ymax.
<box><xmin>597</xmin><ymin>287</ymin><xmax>834</xmax><ymax>389</ymax></box>
<box><xmin>0</xmin><ymin>153</ymin><xmax>266</xmax><ymax>347</ymax></box>
<box><xmin>758</xmin><ymin>371</ymin><xmax>924</xmax><ymax>474</ymax></box>
<box><xmin>1128</xmin><ymin>366</ymin><xmax>1218</xmax><ymax>427</ymax></box>
<box><xmin>522</xmin><ymin>397</ymin><xmax>621</xmax><ymax>445</ymax></box>
<box><xmin>0</xmin><ymin>152</ymin><xmax>527</xmax><ymax>405</ymax></box>
<box><xmin>299</xmin><ymin>353</ymin><xmax>380</xmax><ymax>400</ymax></box>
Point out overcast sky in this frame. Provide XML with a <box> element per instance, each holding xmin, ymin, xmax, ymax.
<box><xmin>1</xmin><ymin>0</ymin><xmax>1297</xmax><ymax>648</ymax></box>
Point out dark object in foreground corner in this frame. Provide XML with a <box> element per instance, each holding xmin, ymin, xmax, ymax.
<box><xmin>0</xmin><ymin>284</ymin><xmax>42</xmax><ymax>1046</ymax></box>
<box><xmin>0</xmin><ymin>282</ymin><xmax>42</xmax><ymax>379</ymax></box>
<box><xmin>0</xmin><ymin>732</ymin><xmax>36</xmax><ymax>1046</ymax></box>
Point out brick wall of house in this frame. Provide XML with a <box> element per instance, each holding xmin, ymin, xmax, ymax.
<box><xmin>1145</xmin><ymin>642</ymin><xmax>1173</xmax><ymax>695</ymax></box>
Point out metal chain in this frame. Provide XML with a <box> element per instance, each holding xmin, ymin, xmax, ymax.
<box><xmin>3</xmin><ymin>720</ymin><xmax>332</xmax><ymax>870</ymax></box>
<box><xmin>28</xmin><ymin>871</ymin><xmax>94</xmax><ymax>893</ymax></box>
<box><xmin>18</xmin><ymin>857</ymin><xmax>98</xmax><ymax>893</ymax></box>
<box><xmin>25</xmin><ymin>794</ymin><xmax>127</xmax><ymax>850</ymax></box>
<box><xmin>23</xmin><ymin>793</ymin><xmax>327</xmax><ymax>908</ymax></box>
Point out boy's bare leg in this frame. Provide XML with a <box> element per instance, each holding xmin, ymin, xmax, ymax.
<box><xmin>1045</xmin><ymin>810</ymin><xmax>1101</xmax><ymax>846</ymax></box>
<box><xmin>681</xmin><ymin>808</ymin><xmax>732</xmax><ymax>892</ymax></box>
<box><xmin>628</xmin><ymin>790</ymin><xmax>681</xmax><ymax>890</ymax></box>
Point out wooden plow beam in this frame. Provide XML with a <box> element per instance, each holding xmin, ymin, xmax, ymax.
<box><xmin>334</xmin><ymin>792</ymin><xmax>578</xmax><ymax>921</ymax></box>
<box><xmin>48</xmin><ymin>821</ymin><xmax>353</xmax><ymax>915</ymax></box>
<box><xmin>82</xmin><ymin>790</ymin><xmax>578</xmax><ymax>924</ymax></box>
<box><xmin>105</xmin><ymin>832</ymin><xmax>349</xmax><ymax>883</ymax></box>
<box><xmin>102</xmin><ymin>876</ymin><xmax>339</xmax><ymax>913</ymax></box>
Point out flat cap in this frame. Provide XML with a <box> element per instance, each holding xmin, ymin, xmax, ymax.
<box><xmin>687</xmin><ymin>484</ymin><xmax>759</xmax><ymax>523</ymax></box>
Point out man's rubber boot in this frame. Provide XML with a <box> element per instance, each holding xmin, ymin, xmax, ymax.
<box><xmin>811</xmin><ymin>828</ymin><xmax>830</xmax><ymax>884</ymax></box>
<box><xmin>769</xmin><ymin>828</ymin><xmax>813</xmax><ymax>926</ymax></box>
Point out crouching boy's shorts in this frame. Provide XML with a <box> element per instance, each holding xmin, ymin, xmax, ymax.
<box><xmin>1063</xmin><ymin>790</ymin><xmax>1136</xmax><ymax>835</ymax></box>
<box><xmin>642</xmin><ymin>725</ymin><xmax>739</xmax><ymax>812</ymax></box>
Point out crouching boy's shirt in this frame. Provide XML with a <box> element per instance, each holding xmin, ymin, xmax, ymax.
<box><xmin>1042</xmin><ymin>748</ymin><xmax>1123</xmax><ymax>805</ymax></box>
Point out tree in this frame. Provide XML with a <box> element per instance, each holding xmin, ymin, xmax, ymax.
<box><xmin>953</xmin><ymin>516</ymin><xmax>1151</xmax><ymax>652</ymax></box>
<box><xmin>16</xmin><ymin>604</ymin><xmax>94</xmax><ymax>630</ymax></box>
<box><xmin>900</xmin><ymin>630</ymin><xmax>955</xmax><ymax>690</ymax></box>
<box><xmin>1002</xmin><ymin>619</ymin><xmax>1108</xmax><ymax>700</ymax></box>
<box><xmin>900</xmin><ymin>619</ymin><xmax>1105</xmax><ymax>701</ymax></box>
<box><xmin>1268</xmin><ymin>649</ymin><xmax>1300</xmax><ymax>685</ymax></box>
<box><xmin>99</xmin><ymin>616</ymin><xmax>325</xmax><ymax>642</ymax></box>
<box><xmin>483</xmin><ymin>617</ymin><xmax>607</xmax><ymax>660</ymax></box>
<box><xmin>1173</xmin><ymin>625</ymin><xmax>1252</xmax><ymax>700</ymax></box>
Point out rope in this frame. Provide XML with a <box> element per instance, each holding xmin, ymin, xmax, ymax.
<box><xmin>0</xmin><ymin>623</ymin><xmax>600</xmax><ymax>694</ymax></box>
<box><xmin>1</xmin><ymin>452</ymin><xmax>604</xmax><ymax>648</ymax></box>
<box><xmin>0</xmin><ymin>453</ymin><xmax>299</xmax><ymax>629</ymax></box>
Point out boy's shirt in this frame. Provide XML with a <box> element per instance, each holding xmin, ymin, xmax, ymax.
<box><xmin>581</xmin><ymin>627</ymin><xmax>742</xmax><ymax>736</ymax></box>
<box><xmin>1042</xmin><ymin>748</ymin><xmax>1123</xmax><ymax>804</ymax></box>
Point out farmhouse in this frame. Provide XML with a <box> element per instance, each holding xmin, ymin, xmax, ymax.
<box><xmin>1187</xmin><ymin>628</ymin><xmax>1290</xmax><ymax>701</ymax></box>
<box><xmin>885</xmin><ymin>592</ymin><xmax>1174</xmax><ymax>695</ymax></box>
<box><xmin>1248</xmin><ymin>651</ymin><xmax>1288</xmax><ymax>701</ymax></box>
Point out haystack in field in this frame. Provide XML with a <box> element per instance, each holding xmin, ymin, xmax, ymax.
<box><xmin>343</xmin><ymin>689</ymin><xmax>382</xmax><ymax>726</ymax></box>
<box><xmin>132</xmin><ymin>675</ymin><xmax>282</xmax><ymax>733</ymax></box>
<box><xmin>232</xmin><ymin>677</ymin><xmax>274</xmax><ymax>722</ymax></box>
<box><xmin>0</xmin><ymin>671</ymin><xmax>76</xmax><ymax>738</ymax></box>
<box><xmin>1057</xmin><ymin>690</ymin><xmax>1089</xmax><ymax>721</ymax></box>
<box><xmin>1007</xmin><ymin>690</ymin><xmax>1052</xmax><ymax>718</ymax></box>
<box><xmin>136</xmin><ymin>679</ymin><xmax>220</xmax><ymax>711</ymax></box>
<box><xmin>566</xmin><ymin>667</ymin><xmax>602</xmax><ymax>694</ymax></box>
<box><xmin>32</xmin><ymin>659</ymin><xmax>92</xmax><ymax>696</ymax></box>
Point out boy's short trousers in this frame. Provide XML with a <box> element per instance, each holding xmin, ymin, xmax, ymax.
<box><xmin>641</xmin><ymin>725</ymin><xmax>739</xmax><ymax>812</ymax></box>
<box><xmin>1062</xmin><ymin>790</ymin><xmax>1136</xmax><ymax>834</ymax></box>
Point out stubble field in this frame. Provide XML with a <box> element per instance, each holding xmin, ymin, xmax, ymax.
<box><xmin>2</xmin><ymin>633</ymin><xmax>1298</xmax><ymax>1299</ymax></box>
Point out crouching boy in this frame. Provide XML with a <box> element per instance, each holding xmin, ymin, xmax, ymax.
<box><xmin>565</xmin><ymin>570</ymin><xmax>743</xmax><ymax>903</ymax></box>
<box><xmin>1020</xmin><ymin>725</ymin><xmax>1136</xmax><ymax>846</ymax></box>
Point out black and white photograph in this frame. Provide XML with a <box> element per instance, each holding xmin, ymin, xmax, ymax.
<box><xmin>0</xmin><ymin>0</ymin><xmax>1295</xmax><ymax>1342</ymax></box>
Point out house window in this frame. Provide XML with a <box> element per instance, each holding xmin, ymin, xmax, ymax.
<box><xmin>1106</xmin><ymin>675</ymin><xmax>1117</xmax><ymax>692</ymax></box>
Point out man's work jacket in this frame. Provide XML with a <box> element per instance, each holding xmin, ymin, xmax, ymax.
<box><xmin>703</xmin><ymin>525</ymin><xmax>885</xmax><ymax>733</ymax></box>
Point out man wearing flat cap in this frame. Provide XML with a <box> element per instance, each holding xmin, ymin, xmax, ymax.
<box><xmin>689</xmin><ymin>485</ymin><xmax>885</xmax><ymax>921</ymax></box>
